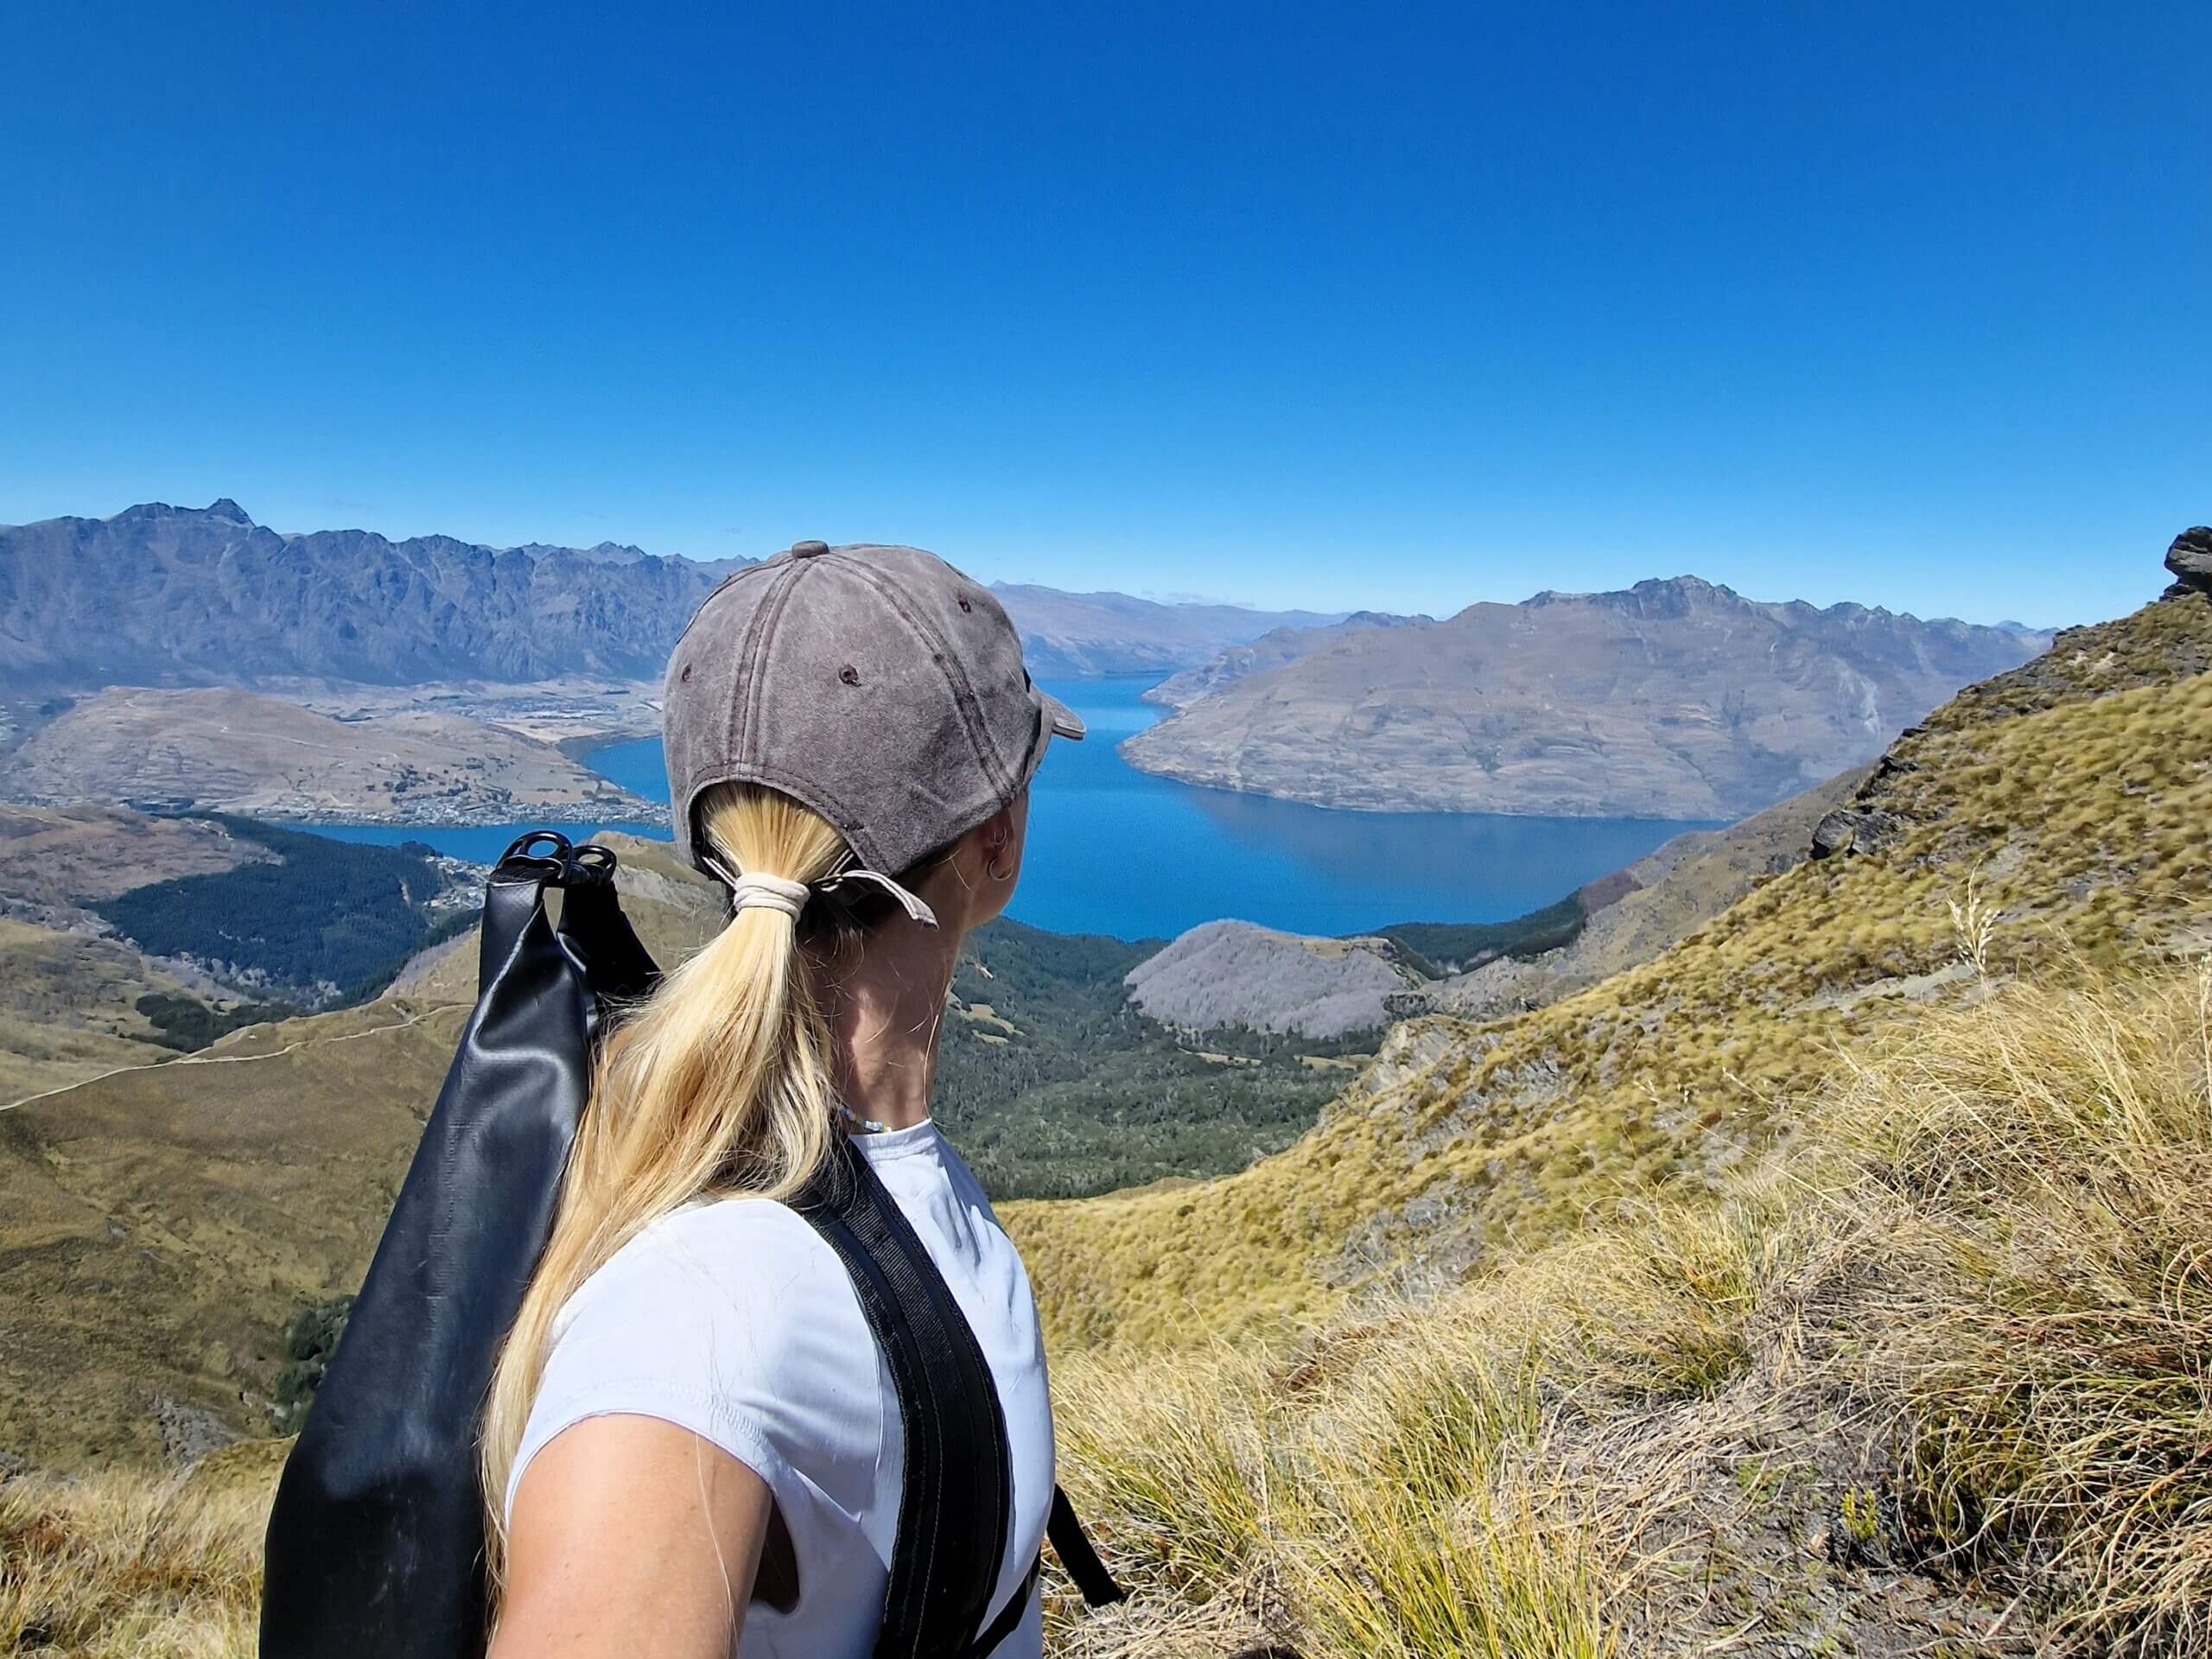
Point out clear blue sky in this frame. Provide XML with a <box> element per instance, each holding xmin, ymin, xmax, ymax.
<box><xmin>3</xmin><ymin>2</ymin><xmax>2204</xmax><ymax>627</ymax></box>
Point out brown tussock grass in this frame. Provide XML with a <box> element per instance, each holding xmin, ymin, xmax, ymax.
<box><xmin>1045</xmin><ymin>958</ymin><xmax>2212</xmax><ymax>1656</ymax></box>
<box><xmin>1834</xmin><ymin>960</ymin><xmax>2212</xmax><ymax>1654</ymax></box>
<box><xmin>0</xmin><ymin>1457</ymin><xmax>268</xmax><ymax>1657</ymax></box>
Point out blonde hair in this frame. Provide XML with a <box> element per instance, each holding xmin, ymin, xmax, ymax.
<box><xmin>479</xmin><ymin>780</ymin><xmax>860</xmax><ymax>1587</ymax></box>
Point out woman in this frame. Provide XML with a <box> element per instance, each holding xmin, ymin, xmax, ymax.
<box><xmin>480</xmin><ymin>540</ymin><xmax>1087</xmax><ymax>1657</ymax></box>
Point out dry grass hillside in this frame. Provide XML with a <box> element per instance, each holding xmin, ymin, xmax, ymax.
<box><xmin>1007</xmin><ymin>584</ymin><xmax>2212</xmax><ymax>1351</ymax></box>
<box><xmin>1034</xmin><ymin>957</ymin><xmax>2212</xmax><ymax>1656</ymax></box>
<box><xmin>0</xmin><ymin>841</ymin><xmax>721</xmax><ymax>1469</ymax></box>
<box><xmin>1410</xmin><ymin>763</ymin><xmax>1871</xmax><ymax>1021</ymax></box>
<box><xmin>0</xmin><ymin>808</ymin><xmax>278</xmax><ymax>1098</ymax></box>
<box><xmin>0</xmin><ymin>922</ymin><xmax>213</xmax><ymax>1102</ymax></box>
<box><xmin>11</xmin><ymin>907</ymin><xmax>2205</xmax><ymax>1654</ymax></box>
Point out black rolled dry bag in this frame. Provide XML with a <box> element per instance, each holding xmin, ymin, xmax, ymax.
<box><xmin>259</xmin><ymin>832</ymin><xmax>656</xmax><ymax>1659</ymax></box>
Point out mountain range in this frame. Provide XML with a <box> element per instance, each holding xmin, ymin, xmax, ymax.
<box><xmin>1122</xmin><ymin>575</ymin><xmax>2050</xmax><ymax>818</ymax></box>
<box><xmin>0</xmin><ymin>501</ymin><xmax>1334</xmax><ymax>690</ymax></box>
<box><xmin>8</xmin><ymin>533</ymin><xmax>2210</xmax><ymax>1656</ymax></box>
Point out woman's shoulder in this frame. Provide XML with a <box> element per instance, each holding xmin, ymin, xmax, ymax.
<box><xmin>512</xmin><ymin>1194</ymin><xmax>882</xmax><ymax>1527</ymax></box>
<box><xmin>553</xmin><ymin>1196</ymin><xmax>847</xmax><ymax>1350</ymax></box>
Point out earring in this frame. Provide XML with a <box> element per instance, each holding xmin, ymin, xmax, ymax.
<box><xmin>987</xmin><ymin>848</ymin><xmax>1014</xmax><ymax>882</ymax></box>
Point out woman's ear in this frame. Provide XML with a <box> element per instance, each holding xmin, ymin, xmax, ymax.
<box><xmin>981</xmin><ymin>807</ymin><xmax>1016</xmax><ymax>881</ymax></box>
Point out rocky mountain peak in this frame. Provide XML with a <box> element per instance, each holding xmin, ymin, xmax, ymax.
<box><xmin>2165</xmin><ymin>526</ymin><xmax>2212</xmax><ymax>597</ymax></box>
<box><xmin>1522</xmin><ymin>575</ymin><xmax>1742</xmax><ymax>615</ymax></box>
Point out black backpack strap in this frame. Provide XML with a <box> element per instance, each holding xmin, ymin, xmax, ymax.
<box><xmin>1047</xmin><ymin>1486</ymin><xmax>1126</xmax><ymax>1608</ymax></box>
<box><xmin>967</xmin><ymin>1490</ymin><xmax>1124</xmax><ymax>1656</ymax></box>
<box><xmin>796</xmin><ymin>1137</ymin><xmax>1014</xmax><ymax>1658</ymax></box>
<box><xmin>969</xmin><ymin>1555</ymin><xmax>1042</xmax><ymax>1655</ymax></box>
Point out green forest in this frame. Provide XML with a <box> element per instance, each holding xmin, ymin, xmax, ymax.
<box><xmin>929</xmin><ymin>891</ymin><xmax>1604</xmax><ymax>1198</ymax></box>
<box><xmin>94</xmin><ymin>818</ymin><xmax>473</xmax><ymax>1007</ymax></box>
<box><xmin>1371</xmin><ymin>892</ymin><xmax>1588</xmax><ymax>975</ymax></box>
<box><xmin>933</xmin><ymin>918</ymin><xmax>1357</xmax><ymax>1199</ymax></box>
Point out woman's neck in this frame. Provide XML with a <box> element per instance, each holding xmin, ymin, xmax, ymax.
<box><xmin>812</xmin><ymin>922</ymin><xmax>962</xmax><ymax>1133</ymax></box>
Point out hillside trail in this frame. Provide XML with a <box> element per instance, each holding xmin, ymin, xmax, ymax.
<box><xmin>0</xmin><ymin>997</ymin><xmax>461</xmax><ymax>1116</ymax></box>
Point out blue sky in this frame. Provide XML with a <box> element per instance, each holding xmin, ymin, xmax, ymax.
<box><xmin>3</xmin><ymin>2</ymin><xmax>2204</xmax><ymax>627</ymax></box>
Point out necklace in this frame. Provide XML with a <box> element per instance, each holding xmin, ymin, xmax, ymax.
<box><xmin>835</xmin><ymin>1098</ymin><xmax>891</xmax><ymax>1135</ymax></box>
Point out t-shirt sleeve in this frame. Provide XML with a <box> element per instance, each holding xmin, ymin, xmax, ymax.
<box><xmin>503</xmin><ymin>1198</ymin><xmax>861</xmax><ymax>1526</ymax></box>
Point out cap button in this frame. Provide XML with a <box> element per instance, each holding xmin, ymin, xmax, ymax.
<box><xmin>790</xmin><ymin>539</ymin><xmax>831</xmax><ymax>558</ymax></box>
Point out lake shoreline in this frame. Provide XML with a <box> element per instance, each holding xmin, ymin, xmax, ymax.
<box><xmin>284</xmin><ymin>679</ymin><xmax>1720</xmax><ymax>942</ymax></box>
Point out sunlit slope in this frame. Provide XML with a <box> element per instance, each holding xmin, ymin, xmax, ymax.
<box><xmin>0</xmin><ymin>852</ymin><xmax>721</xmax><ymax>1469</ymax></box>
<box><xmin>0</xmin><ymin>996</ymin><xmax>471</xmax><ymax>1466</ymax></box>
<box><xmin>0</xmin><ymin>919</ymin><xmax>215</xmax><ymax>1100</ymax></box>
<box><xmin>1007</xmin><ymin>589</ymin><xmax>2212</xmax><ymax>1351</ymax></box>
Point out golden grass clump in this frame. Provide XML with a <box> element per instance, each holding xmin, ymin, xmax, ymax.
<box><xmin>1832</xmin><ymin>960</ymin><xmax>2212</xmax><ymax>1654</ymax></box>
<box><xmin>0</xmin><ymin>1456</ymin><xmax>268</xmax><ymax>1658</ymax></box>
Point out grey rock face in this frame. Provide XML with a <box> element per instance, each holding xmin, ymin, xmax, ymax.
<box><xmin>1810</xmin><ymin>810</ymin><xmax>1860</xmax><ymax>860</ymax></box>
<box><xmin>1124</xmin><ymin>918</ymin><xmax>1422</xmax><ymax>1038</ymax></box>
<box><xmin>1809</xmin><ymin>806</ymin><xmax>1900</xmax><ymax>861</ymax></box>
<box><xmin>2166</xmin><ymin>526</ymin><xmax>2212</xmax><ymax>596</ymax></box>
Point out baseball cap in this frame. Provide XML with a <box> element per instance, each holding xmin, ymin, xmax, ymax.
<box><xmin>662</xmin><ymin>540</ymin><xmax>1084</xmax><ymax>920</ymax></box>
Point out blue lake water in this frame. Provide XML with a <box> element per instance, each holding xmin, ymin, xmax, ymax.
<box><xmin>309</xmin><ymin>677</ymin><xmax>1715</xmax><ymax>941</ymax></box>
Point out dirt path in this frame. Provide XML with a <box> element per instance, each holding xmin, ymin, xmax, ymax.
<box><xmin>0</xmin><ymin>1000</ymin><xmax>465</xmax><ymax>1115</ymax></box>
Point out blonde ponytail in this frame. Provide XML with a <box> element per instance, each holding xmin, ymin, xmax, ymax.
<box><xmin>479</xmin><ymin>782</ymin><xmax>855</xmax><ymax>1586</ymax></box>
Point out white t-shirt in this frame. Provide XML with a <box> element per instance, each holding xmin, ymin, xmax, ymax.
<box><xmin>505</xmin><ymin>1121</ymin><xmax>1052</xmax><ymax>1657</ymax></box>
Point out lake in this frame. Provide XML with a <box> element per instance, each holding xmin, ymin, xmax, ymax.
<box><xmin>312</xmin><ymin>677</ymin><xmax>1716</xmax><ymax>941</ymax></box>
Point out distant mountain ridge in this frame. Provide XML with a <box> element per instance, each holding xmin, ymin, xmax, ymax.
<box><xmin>1142</xmin><ymin>609</ymin><xmax>1429</xmax><ymax>709</ymax></box>
<box><xmin>1122</xmin><ymin>573</ymin><xmax>2051</xmax><ymax>819</ymax></box>
<box><xmin>0</xmin><ymin>499</ymin><xmax>742</xmax><ymax>686</ymax></box>
<box><xmin>986</xmin><ymin>581</ymin><xmax>1347</xmax><ymax>677</ymax></box>
<box><xmin>0</xmin><ymin>501</ymin><xmax>1338</xmax><ymax>690</ymax></box>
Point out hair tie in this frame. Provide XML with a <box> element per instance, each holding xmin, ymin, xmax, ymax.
<box><xmin>701</xmin><ymin>856</ymin><xmax>809</xmax><ymax>920</ymax></box>
<box><xmin>731</xmin><ymin>872</ymin><xmax>810</xmax><ymax>918</ymax></box>
<box><xmin>701</xmin><ymin>855</ymin><xmax>938</xmax><ymax>930</ymax></box>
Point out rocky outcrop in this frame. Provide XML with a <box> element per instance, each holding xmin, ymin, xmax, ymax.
<box><xmin>1124</xmin><ymin>919</ymin><xmax>1423</xmax><ymax>1038</ymax></box>
<box><xmin>2166</xmin><ymin>526</ymin><xmax>2212</xmax><ymax>597</ymax></box>
<box><xmin>1808</xmin><ymin>806</ymin><xmax>1899</xmax><ymax>861</ymax></box>
<box><xmin>1810</xmin><ymin>530</ymin><xmax>2212</xmax><ymax>864</ymax></box>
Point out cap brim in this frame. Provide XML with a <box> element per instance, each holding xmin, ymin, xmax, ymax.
<box><xmin>1036</xmin><ymin>688</ymin><xmax>1085</xmax><ymax>741</ymax></box>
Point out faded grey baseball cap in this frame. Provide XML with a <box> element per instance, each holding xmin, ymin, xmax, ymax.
<box><xmin>662</xmin><ymin>540</ymin><xmax>1084</xmax><ymax>894</ymax></box>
